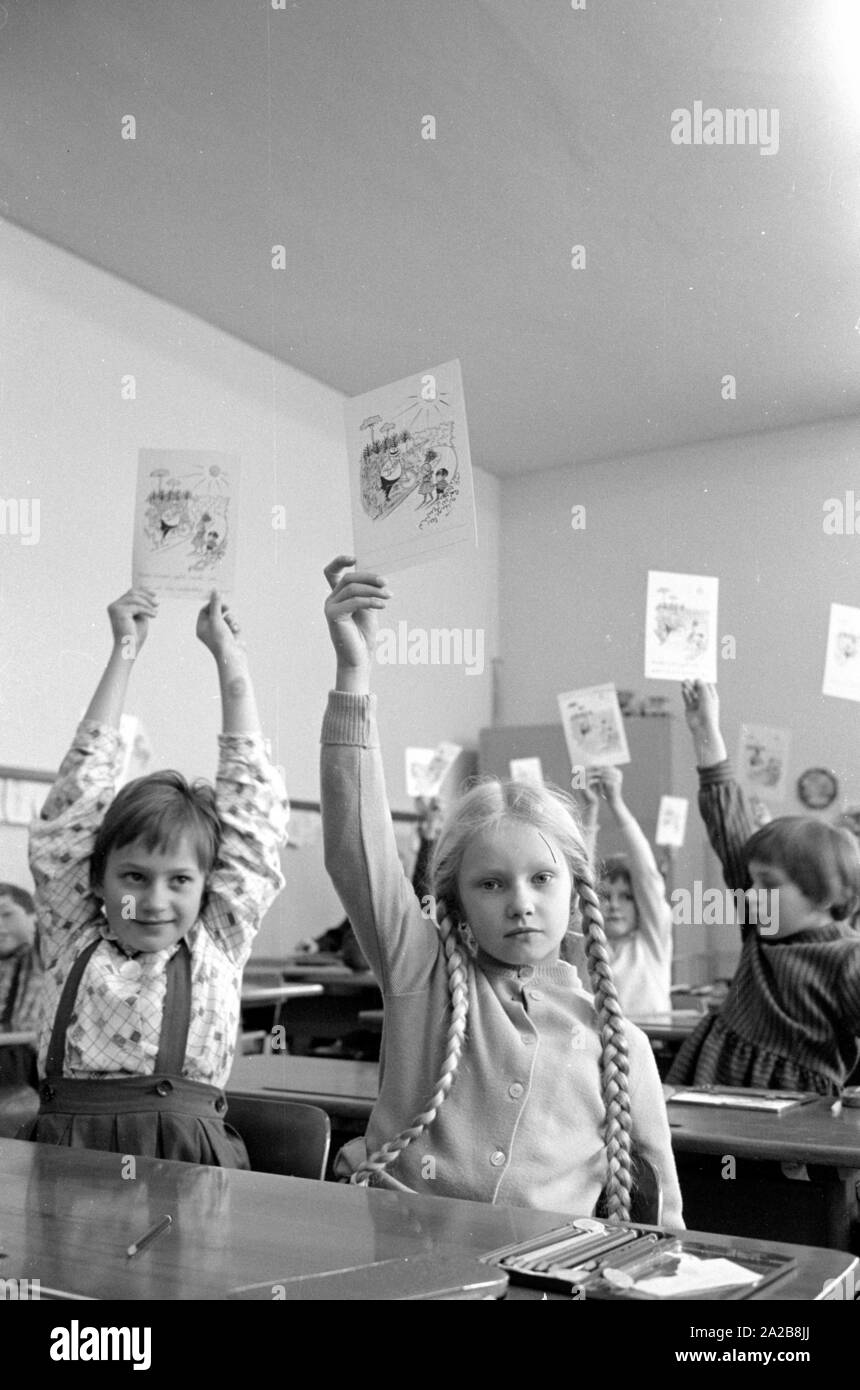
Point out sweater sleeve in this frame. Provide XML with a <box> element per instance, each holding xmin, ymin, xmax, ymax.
<box><xmin>320</xmin><ymin>691</ymin><xmax>439</xmax><ymax>993</ymax></box>
<box><xmin>697</xmin><ymin>761</ymin><xmax>754</xmax><ymax>895</ymax></box>
<box><xmin>28</xmin><ymin>719</ymin><xmax>123</xmax><ymax>967</ymax></box>
<box><xmin>627</xmin><ymin>1028</ymin><xmax>685</xmax><ymax>1229</ymax></box>
<box><xmin>613</xmin><ymin>814</ymin><xmax>673</xmax><ymax>965</ymax></box>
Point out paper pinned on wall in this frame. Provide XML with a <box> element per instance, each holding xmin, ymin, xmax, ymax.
<box><xmin>822</xmin><ymin>602</ymin><xmax>860</xmax><ymax>702</ymax></box>
<box><xmin>557</xmin><ymin>683</ymin><xmax>630</xmax><ymax>770</ymax></box>
<box><xmin>509</xmin><ymin>757</ymin><xmax>544</xmax><ymax>787</ymax></box>
<box><xmin>644</xmin><ymin>570</ymin><xmax>719</xmax><ymax>683</ymax></box>
<box><xmin>737</xmin><ymin>723</ymin><xmax>791</xmax><ymax>802</ymax></box>
<box><xmin>655</xmin><ymin>795</ymin><xmax>689</xmax><ymax>847</ymax></box>
<box><xmin>117</xmin><ymin>715</ymin><xmax>153</xmax><ymax>789</ymax></box>
<box><xmin>132</xmin><ymin>449</ymin><xmax>241</xmax><ymax>598</ymax></box>
<box><xmin>286</xmin><ymin>809</ymin><xmax>322</xmax><ymax>850</ymax></box>
<box><xmin>343</xmin><ymin>359</ymin><xmax>478</xmax><ymax>574</ymax></box>
<box><xmin>1</xmin><ymin>778</ymin><xmax>50</xmax><ymax>825</ymax></box>
<box><xmin>405</xmin><ymin>743</ymin><xmax>462</xmax><ymax>799</ymax></box>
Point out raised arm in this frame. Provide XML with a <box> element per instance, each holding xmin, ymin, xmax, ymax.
<box><xmin>320</xmin><ymin>556</ymin><xmax>438</xmax><ymax>990</ymax></box>
<box><xmin>595</xmin><ymin>766</ymin><xmax>670</xmax><ymax>952</ymax></box>
<box><xmin>83</xmin><ymin>587</ymin><xmax>159</xmax><ymax>728</ymax></box>
<box><xmin>29</xmin><ymin>589</ymin><xmax>156</xmax><ymax>957</ymax></box>
<box><xmin>682</xmin><ymin>681</ymin><xmax>753</xmax><ymax>893</ymax></box>
<box><xmin>196</xmin><ymin>593</ymin><xmax>287</xmax><ymax>964</ymax></box>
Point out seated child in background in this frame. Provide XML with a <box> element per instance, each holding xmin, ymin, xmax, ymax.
<box><xmin>28</xmin><ymin>587</ymin><xmax>287</xmax><ymax>1164</ymax></box>
<box><xmin>568</xmin><ymin>767</ymin><xmax>673</xmax><ymax>1016</ymax></box>
<box><xmin>667</xmin><ymin>680</ymin><xmax>860</xmax><ymax>1096</ymax></box>
<box><xmin>0</xmin><ymin>883</ymin><xmax>43</xmax><ymax>1089</ymax></box>
<box><xmin>298</xmin><ymin>796</ymin><xmax>443</xmax><ymax>974</ymax></box>
<box><xmin>320</xmin><ymin>556</ymin><xmax>683</xmax><ymax>1224</ymax></box>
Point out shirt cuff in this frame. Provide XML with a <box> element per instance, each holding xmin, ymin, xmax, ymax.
<box><xmin>321</xmin><ymin>690</ymin><xmax>378</xmax><ymax>747</ymax></box>
<box><xmin>698</xmin><ymin>759</ymin><xmax>732</xmax><ymax>786</ymax></box>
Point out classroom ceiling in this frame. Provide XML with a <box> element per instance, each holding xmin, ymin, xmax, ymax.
<box><xmin>2</xmin><ymin>0</ymin><xmax>859</xmax><ymax>475</ymax></box>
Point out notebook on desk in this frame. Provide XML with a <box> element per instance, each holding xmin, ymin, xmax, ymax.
<box><xmin>228</xmin><ymin>1253</ymin><xmax>508</xmax><ymax>1300</ymax></box>
<box><xmin>668</xmin><ymin>1086</ymin><xmax>814</xmax><ymax>1113</ymax></box>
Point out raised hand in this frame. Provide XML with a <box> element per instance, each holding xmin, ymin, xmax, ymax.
<box><xmin>681</xmin><ymin>680</ymin><xmax>720</xmax><ymax>737</ymax></box>
<box><xmin>107</xmin><ymin>587</ymin><xmax>159</xmax><ymax>657</ymax></box>
<box><xmin>594</xmin><ymin>765</ymin><xmax>624</xmax><ymax>809</ymax></box>
<box><xmin>681</xmin><ymin>680</ymin><xmax>726</xmax><ymax>767</ymax></box>
<box><xmin>196</xmin><ymin>590</ymin><xmax>243</xmax><ymax>661</ymax></box>
<box><xmin>323</xmin><ymin>554</ymin><xmax>391</xmax><ymax>684</ymax></box>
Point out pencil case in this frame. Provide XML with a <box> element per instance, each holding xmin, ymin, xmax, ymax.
<box><xmin>481</xmin><ymin>1221</ymin><xmax>797</xmax><ymax>1299</ymax></box>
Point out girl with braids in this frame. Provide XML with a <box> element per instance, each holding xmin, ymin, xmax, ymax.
<box><xmin>320</xmin><ymin>557</ymin><xmax>683</xmax><ymax>1223</ymax></box>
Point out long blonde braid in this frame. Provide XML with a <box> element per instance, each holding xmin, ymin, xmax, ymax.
<box><xmin>577</xmin><ymin>866</ymin><xmax>633</xmax><ymax>1220</ymax></box>
<box><xmin>351</xmin><ymin>909</ymin><xmax>470</xmax><ymax>1187</ymax></box>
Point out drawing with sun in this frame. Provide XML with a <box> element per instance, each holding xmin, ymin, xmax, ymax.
<box><xmin>132</xmin><ymin>449</ymin><xmax>241</xmax><ymax>598</ymax></box>
<box><xmin>344</xmin><ymin>359</ymin><xmax>478</xmax><ymax>574</ymax></box>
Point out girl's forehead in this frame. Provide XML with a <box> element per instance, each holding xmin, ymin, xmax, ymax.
<box><xmin>107</xmin><ymin>834</ymin><xmax>202</xmax><ymax>871</ymax></box>
<box><xmin>461</xmin><ymin>821</ymin><xmax>565</xmax><ymax>867</ymax></box>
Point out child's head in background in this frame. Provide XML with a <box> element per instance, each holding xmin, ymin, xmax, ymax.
<box><xmin>0</xmin><ymin>883</ymin><xmax>36</xmax><ymax>957</ymax></box>
<box><xmin>744</xmin><ymin>816</ymin><xmax>860</xmax><ymax>936</ymax></box>
<box><xmin>599</xmin><ymin>855</ymin><xmax>638</xmax><ymax>942</ymax></box>
<box><xmin>430</xmin><ymin>779</ymin><xmax>588</xmax><ymax>965</ymax></box>
<box><xmin>90</xmin><ymin>771</ymin><xmax>221</xmax><ymax>955</ymax></box>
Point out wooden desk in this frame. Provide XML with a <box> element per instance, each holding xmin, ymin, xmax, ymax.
<box><xmin>229</xmin><ymin>1053</ymin><xmax>378</xmax><ymax>1121</ymax></box>
<box><xmin>0</xmin><ymin>1139</ymin><xmax>854</xmax><ymax>1301</ymax></box>
<box><xmin>630</xmin><ymin>1012</ymin><xmax>703</xmax><ymax>1044</ymax></box>
<box><xmin>240</xmin><ymin>984</ymin><xmax>324</xmax><ymax>1006</ymax></box>
<box><xmin>279</xmin><ymin>963</ymin><xmax>378</xmax><ymax>990</ymax></box>
<box><xmin>665</xmin><ymin>1089</ymin><xmax>860</xmax><ymax>1251</ymax></box>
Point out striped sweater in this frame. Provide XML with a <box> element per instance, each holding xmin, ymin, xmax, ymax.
<box><xmin>667</xmin><ymin>761</ymin><xmax>860</xmax><ymax>1094</ymax></box>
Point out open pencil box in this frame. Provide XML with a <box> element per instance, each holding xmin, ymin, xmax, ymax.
<box><xmin>482</xmin><ymin>1221</ymin><xmax>797</xmax><ymax>1300</ymax></box>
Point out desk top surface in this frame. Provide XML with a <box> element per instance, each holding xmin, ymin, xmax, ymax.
<box><xmin>278</xmin><ymin>963</ymin><xmax>379</xmax><ymax>989</ymax></box>
<box><xmin>229</xmin><ymin>1052</ymin><xmax>379</xmax><ymax>1100</ymax></box>
<box><xmin>664</xmin><ymin>1087</ymin><xmax>860</xmax><ymax>1167</ymax></box>
<box><xmin>240</xmin><ymin>983</ymin><xmax>324</xmax><ymax>1004</ymax></box>
<box><xmin>0</xmin><ymin>1139</ymin><xmax>853</xmax><ymax>1301</ymax></box>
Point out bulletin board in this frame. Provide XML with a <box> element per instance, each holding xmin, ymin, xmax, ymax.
<box><xmin>0</xmin><ymin>766</ymin><xmax>54</xmax><ymax>891</ymax></box>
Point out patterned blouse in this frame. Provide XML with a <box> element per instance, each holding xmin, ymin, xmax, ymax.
<box><xmin>29</xmin><ymin>719</ymin><xmax>288</xmax><ymax>1087</ymax></box>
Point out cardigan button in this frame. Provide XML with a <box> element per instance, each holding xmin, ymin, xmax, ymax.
<box><xmin>155</xmin><ymin>1079</ymin><xmax>173</xmax><ymax>1097</ymax></box>
<box><xmin>508</xmin><ymin>1082</ymin><xmax>524</xmax><ymax>1099</ymax></box>
<box><xmin>528</xmin><ymin>989</ymin><xmax>544</xmax><ymax>1001</ymax></box>
<box><xmin>517</xmin><ymin>965</ymin><xmax>535</xmax><ymax>981</ymax></box>
<box><xmin>490</xmin><ymin>1150</ymin><xmax>506</xmax><ymax>1167</ymax></box>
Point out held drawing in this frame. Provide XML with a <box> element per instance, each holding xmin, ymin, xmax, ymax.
<box><xmin>132</xmin><ymin>450</ymin><xmax>241</xmax><ymax>597</ymax></box>
<box><xmin>344</xmin><ymin>359</ymin><xmax>478</xmax><ymax>574</ymax></box>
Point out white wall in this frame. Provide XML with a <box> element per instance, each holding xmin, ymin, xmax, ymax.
<box><xmin>0</xmin><ymin>221</ymin><xmax>500</xmax><ymax>953</ymax></box>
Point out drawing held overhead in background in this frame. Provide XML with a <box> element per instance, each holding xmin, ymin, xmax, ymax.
<box><xmin>737</xmin><ymin>723</ymin><xmax>791</xmax><ymax>804</ymax></box>
<box><xmin>131</xmin><ymin>449</ymin><xmax>240</xmax><ymax>598</ymax></box>
<box><xmin>404</xmin><ymin>743</ymin><xmax>462</xmax><ymax>798</ymax></box>
<box><xmin>655</xmin><ymin>795</ymin><xmax>689</xmax><ymax>848</ymax></box>
<box><xmin>822</xmin><ymin>602</ymin><xmax>860</xmax><ymax>702</ymax></box>
<box><xmin>556</xmin><ymin>683</ymin><xmax>630</xmax><ymax>769</ymax></box>
<box><xmin>509</xmin><ymin>757</ymin><xmax>545</xmax><ymax>787</ymax></box>
<box><xmin>344</xmin><ymin>359</ymin><xmax>478</xmax><ymax>573</ymax></box>
<box><xmin>644</xmin><ymin>570</ymin><xmax>719</xmax><ymax>682</ymax></box>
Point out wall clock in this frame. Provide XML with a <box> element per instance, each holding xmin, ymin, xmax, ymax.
<box><xmin>796</xmin><ymin>768</ymin><xmax>838</xmax><ymax>810</ymax></box>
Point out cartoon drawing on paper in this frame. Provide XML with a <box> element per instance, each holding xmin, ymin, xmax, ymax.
<box><xmin>834</xmin><ymin>630</ymin><xmax>859</xmax><ymax>665</ymax></box>
<box><xmin>358</xmin><ymin>386</ymin><xmax>460</xmax><ymax>532</ymax></box>
<box><xmin>653</xmin><ymin>587</ymin><xmax>710</xmax><ymax>662</ymax></box>
<box><xmin>141</xmin><ymin>460</ymin><xmax>232</xmax><ymax>577</ymax></box>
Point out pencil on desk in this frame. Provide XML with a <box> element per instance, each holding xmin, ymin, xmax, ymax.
<box><xmin>127</xmin><ymin>1214</ymin><xmax>172</xmax><ymax>1258</ymax></box>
